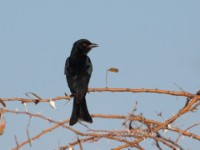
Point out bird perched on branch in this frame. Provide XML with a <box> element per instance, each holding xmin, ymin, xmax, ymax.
<box><xmin>64</xmin><ymin>39</ymin><xmax>98</xmax><ymax>126</ymax></box>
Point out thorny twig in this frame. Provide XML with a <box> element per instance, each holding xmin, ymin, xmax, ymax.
<box><xmin>0</xmin><ymin>88</ymin><xmax>199</xmax><ymax>150</ymax></box>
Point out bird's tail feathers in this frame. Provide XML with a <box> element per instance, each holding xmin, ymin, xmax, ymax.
<box><xmin>69</xmin><ymin>97</ymin><xmax>93</xmax><ymax>126</ymax></box>
<box><xmin>69</xmin><ymin>99</ymin><xmax>79</xmax><ymax>126</ymax></box>
<box><xmin>80</xmin><ymin>97</ymin><xmax>93</xmax><ymax>123</ymax></box>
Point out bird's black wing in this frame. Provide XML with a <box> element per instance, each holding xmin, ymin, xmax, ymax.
<box><xmin>82</xmin><ymin>56</ymin><xmax>93</xmax><ymax>86</ymax></box>
<box><xmin>64</xmin><ymin>56</ymin><xmax>92</xmax><ymax>93</ymax></box>
<box><xmin>71</xmin><ymin>56</ymin><xmax>92</xmax><ymax>93</ymax></box>
<box><xmin>64</xmin><ymin>57</ymin><xmax>75</xmax><ymax>93</ymax></box>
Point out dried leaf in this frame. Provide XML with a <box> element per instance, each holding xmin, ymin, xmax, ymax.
<box><xmin>108</xmin><ymin>67</ymin><xmax>119</xmax><ymax>73</ymax></box>
<box><xmin>23</xmin><ymin>102</ymin><xmax>28</xmax><ymax>112</ymax></box>
<box><xmin>25</xmin><ymin>92</ymin><xmax>42</xmax><ymax>105</ymax></box>
<box><xmin>0</xmin><ymin>113</ymin><xmax>5</xmax><ymax>135</ymax></box>
<box><xmin>25</xmin><ymin>92</ymin><xmax>36</xmax><ymax>102</ymax></box>
<box><xmin>163</xmin><ymin>129</ymin><xmax>168</xmax><ymax>134</ymax></box>
<box><xmin>0</xmin><ymin>98</ymin><xmax>6</xmax><ymax>107</ymax></box>
<box><xmin>167</xmin><ymin>124</ymin><xmax>172</xmax><ymax>129</ymax></box>
<box><xmin>69</xmin><ymin>145</ymin><xmax>74</xmax><ymax>150</ymax></box>
<box><xmin>192</xmin><ymin>108</ymin><xmax>198</xmax><ymax>112</ymax></box>
<box><xmin>49</xmin><ymin>99</ymin><xmax>57</xmax><ymax>109</ymax></box>
<box><xmin>30</xmin><ymin>92</ymin><xmax>42</xmax><ymax>100</ymax></box>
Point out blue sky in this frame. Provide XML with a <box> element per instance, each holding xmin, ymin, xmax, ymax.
<box><xmin>0</xmin><ymin>0</ymin><xmax>200</xmax><ymax>149</ymax></box>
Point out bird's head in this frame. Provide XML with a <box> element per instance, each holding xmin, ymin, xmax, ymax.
<box><xmin>72</xmin><ymin>39</ymin><xmax>98</xmax><ymax>56</ymax></box>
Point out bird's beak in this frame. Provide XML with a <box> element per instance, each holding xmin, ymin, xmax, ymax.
<box><xmin>89</xmin><ymin>43</ymin><xmax>99</xmax><ymax>48</ymax></box>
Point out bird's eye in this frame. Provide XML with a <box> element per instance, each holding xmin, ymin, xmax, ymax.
<box><xmin>82</xmin><ymin>43</ymin><xmax>87</xmax><ymax>47</ymax></box>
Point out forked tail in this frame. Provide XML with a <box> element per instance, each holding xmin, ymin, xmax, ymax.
<box><xmin>69</xmin><ymin>97</ymin><xmax>93</xmax><ymax>126</ymax></box>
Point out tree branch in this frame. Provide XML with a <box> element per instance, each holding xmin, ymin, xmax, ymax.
<box><xmin>1</xmin><ymin>87</ymin><xmax>199</xmax><ymax>150</ymax></box>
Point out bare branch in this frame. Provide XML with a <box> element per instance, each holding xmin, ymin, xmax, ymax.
<box><xmin>1</xmin><ymin>87</ymin><xmax>199</xmax><ymax>149</ymax></box>
<box><xmin>1</xmin><ymin>88</ymin><xmax>196</xmax><ymax>105</ymax></box>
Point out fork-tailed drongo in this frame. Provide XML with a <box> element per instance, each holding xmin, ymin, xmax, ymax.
<box><xmin>64</xmin><ymin>39</ymin><xmax>98</xmax><ymax>126</ymax></box>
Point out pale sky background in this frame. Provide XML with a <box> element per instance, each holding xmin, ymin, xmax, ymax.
<box><xmin>0</xmin><ymin>0</ymin><xmax>200</xmax><ymax>149</ymax></box>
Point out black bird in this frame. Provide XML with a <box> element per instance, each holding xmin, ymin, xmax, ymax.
<box><xmin>64</xmin><ymin>39</ymin><xmax>98</xmax><ymax>126</ymax></box>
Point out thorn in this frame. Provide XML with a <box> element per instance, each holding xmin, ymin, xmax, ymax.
<box><xmin>49</xmin><ymin>98</ymin><xmax>57</xmax><ymax>109</ymax></box>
